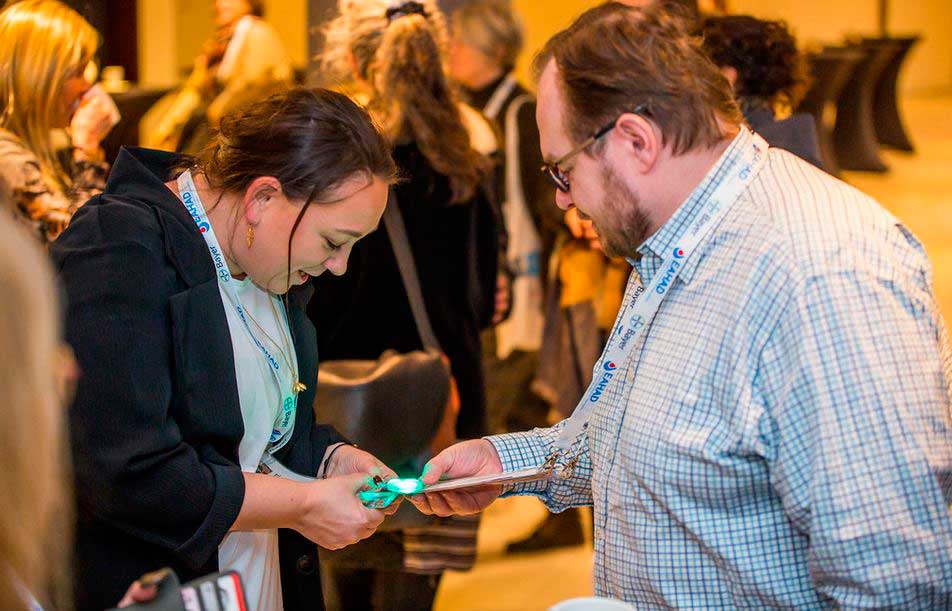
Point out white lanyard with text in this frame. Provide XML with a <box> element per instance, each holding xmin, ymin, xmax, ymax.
<box><xmin>177</xmin><ymin>170</ymin><xmax>297</xmax><ymax>453</ymax></box>
<box><xmin>548</xmin><ymin>129</ymin><xmax>769</xmax><ymax>476</ymax></box>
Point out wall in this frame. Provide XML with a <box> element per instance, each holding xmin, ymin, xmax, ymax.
<box><xmin>173</xmin><ymin>0</ymin><xmax>309</xmax><ymax>76</ymax></box>
<box><xmin>140</xmin><ymin>0</ymin><xmax>952</xmax><ymax>94</ymax></box>
<box><xmin>137</xmin><ymin>0</ymin><xmax>309</xmax><ymax>86</ymax></box>
<box><xmin>137</xmin><ymin>0</ymin><xmax>178</xmax><ymax>87</ymax></box>
<box><xmin>731</xmin><ymin>0</ymin><xmax>952</xmax><ymax>95</ymax></box>
<box><xmin>510</xmin><ymin>0</ymin><xmax>952</xmax><ymax>95</ymax></box>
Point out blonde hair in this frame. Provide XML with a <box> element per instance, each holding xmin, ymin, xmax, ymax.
<box><xmin>451</xmin><ymin>0</ymin><xmax>524</xmax><ymax>70</ymax></box>
<box><xmin>0</xmin><ymin>0</ymin><xmax>100</xmax><ymax>192</ymax></box>
<box><xmin>322</xmin><ymin>0</ymin><xmax>490</xmax><ymax>203</ymax></box>
<box><xmin>0</xmin><ymin>212</ymin><xmax>72</xmax><ymax>610</ymax></box>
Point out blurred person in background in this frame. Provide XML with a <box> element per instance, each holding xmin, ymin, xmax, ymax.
<box><xmin>312</xmin><ymin>1</ymin><xmax>499</xmax><ymax>608</ymax></box>
<box><xmin>0</xmin><ymin>0</ymin><xmax>116</xmax><ymax>244</ymax></box>
<box><xmin>448</xmin><ymin>0</ymin><xmax>562</xmax><ymax>435</ymax></box>
<box><xmin>0</xmin><ymin>209</ymin><xmax>163</xmax><ymax>611</ymax></box>
<box><xmin>700</xmin><ymin>15</ymin><xmax>822</xmax><ymax>168</ymax></box>
<box><xmin>449</xmin><ymin>0</ymin><xmax>629</xmax><ymax>555</ymax></box>
<box><xmin>143</xmin><ymin>0</ymin><xmax>294</xmax><ymax>154</ymax></box>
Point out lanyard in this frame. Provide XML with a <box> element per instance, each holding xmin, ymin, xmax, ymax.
<box><xmin>482</xmin><ymin>73</ymin><xmax>518</xmax><ymax>121</ymax></box>
<box><xmin>550</xmin><ymin>129</ymin><xmax>769</xmax><ymax>473</ymax></box>
<box><xmin>177</xmin><ymin>170</ymin><xmax>297</xmax><ymax>453</ymax></box>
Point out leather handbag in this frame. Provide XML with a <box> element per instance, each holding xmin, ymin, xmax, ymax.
<box><xmin>313</xmin><ymin>190</ymin><xmax>452</xmax><ymax>471</ymax></box>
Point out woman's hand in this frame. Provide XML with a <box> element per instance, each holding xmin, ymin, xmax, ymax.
<box><xmin>323</xmin><ymin>444</ymin><xmax>395</xmax><ymax>480</ymax></box>
<box><xmin>296</xmin><ymin>473</ymin><xmax>387</xmax><ymax>549</ymax></box>
<box><xmin>323</xmin><ymin>445</ymin><xmax>402</xmax><ymax>515</ymax></box>
<box><xmin>70</xmin><ymin>87</ymin><xmax>117</xmax><ymax>157</ymax></box>
<box><xmin>492</xmin><ymin>273</ymin><xmax>512</xmax><ymax>324</ymax></box>
<box><xmin>116</xmin><ymin>580</ymin><xmax>159</xmax><ymax>608</ymax></box>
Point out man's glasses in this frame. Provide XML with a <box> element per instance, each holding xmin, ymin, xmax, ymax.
<box><xmin>541</xmin><ymin>103</ymin><xmax>650</xmax><ymax>193</ymax></box>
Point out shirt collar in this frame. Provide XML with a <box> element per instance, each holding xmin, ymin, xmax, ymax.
<box><xmin>632</xmin><ymin>127</ymin><xmax>756</xmax><ymax>285</ymax></box>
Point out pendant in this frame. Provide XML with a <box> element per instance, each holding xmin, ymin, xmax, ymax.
<box><xmin>292</xmin><ymin>379</ymin><xmax>307</xmax><ymax>394</ymax></box>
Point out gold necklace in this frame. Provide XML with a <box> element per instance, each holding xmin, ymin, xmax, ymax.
<box><xmin>240</xmin><ymin>293</ymin><xmax>307</xmax><ymax>395</ymax></box>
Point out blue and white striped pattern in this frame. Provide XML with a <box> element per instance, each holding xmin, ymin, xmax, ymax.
<box><xmin>490</xmin><ymin>129</ymin><xmax>952</xmax><ymax>608</ymax></box>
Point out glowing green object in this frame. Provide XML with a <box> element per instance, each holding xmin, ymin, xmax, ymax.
<box><xmin>385</xmin><ymin>478</ymin><xmax>424</xmax><ymax>494</ymax></box>
<box><xmin>357</xmin><ymin>477</ymin><xmax>424</xmax><ymax>508</ymax></box>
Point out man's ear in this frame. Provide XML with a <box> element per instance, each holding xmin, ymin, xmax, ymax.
<box><xmin>612</xmin><ymin>112</ymin><xmax>661</xmax><ymax>175</ymax></box>
<box><xmin>242</xmin><ymin>176</ymin><xmax>281</xmax><ymax>224</ymax></box>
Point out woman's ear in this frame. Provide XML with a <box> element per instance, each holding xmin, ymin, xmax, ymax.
<box><xmin>242</xmin><ymin>176</ymin><xmax>281</xmax><ymax>224</ymax></box>
<box><xmin>720</xmin><ymin>65</ymin><xmax>739</xmax><ymax>89</ymax></box>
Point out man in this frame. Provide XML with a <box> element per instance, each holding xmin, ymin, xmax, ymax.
<box><xmin>410</xmin><ymin>2</ymin><xmax>952</xmax><ymax>607</ymax></box>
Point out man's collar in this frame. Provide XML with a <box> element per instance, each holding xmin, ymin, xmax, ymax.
<box><xmin>633</xmin><ymin>127</ymin><xmax>755</xmax><ymax>284</ymax></box>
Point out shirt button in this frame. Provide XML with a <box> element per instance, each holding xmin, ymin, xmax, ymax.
<box><xmin>296</xmin><ymin>554</ymin><xmax>316</xmax><ymax>575</ymax></box>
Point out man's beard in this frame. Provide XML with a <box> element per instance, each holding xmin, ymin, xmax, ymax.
<box><xmin>592</xmin><ymin>165</ymin><xmax>651</xmax><ymax>259</ymax></box>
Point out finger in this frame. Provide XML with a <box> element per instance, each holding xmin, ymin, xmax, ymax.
<box><xmin>443</xmin><ymin>490</ymin><xmax>483</xmax><ymax>515</ymax></box>
<box><xmin>425</xmin><ymin>492</ymin><xmax>456</xmax><ymax>517</ymax></box>
<box><xmin>339</xmin><ymin>471</ymin><xmax>378</xmax><ymax>492</ymax></box>
<box><xmin>408</xmin><ymin>494</ymin><xmax>435</xmax><ymax>515</ymax></box>
<box><xmin>131</xmin><ymin>584</ymin><xmax>158</xmax><ymax>603</ymax></box>
<box><xmin>420</xmin><ymin>456</ymin><xmax>449</xmax><ymax>485</ymax></box>
<box><xmin>363</xmin><ymin>507</ymin><xmax>386</xmax><ymax>527</ymax></box>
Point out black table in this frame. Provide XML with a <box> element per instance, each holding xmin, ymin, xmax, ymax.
<box><xmin>865</xmin><ymin>35</ymin><xmax>920</xmax><ymax>152</ymax></box>
<box><xmin>102</xmin><ymin>87</ymin><xmax>172</xmax><ymax>164</ymax></box>
<box><xmin>798</xmin><ymin>48</ymin><xmax>864</xmax><ymax>177</ymax></box>
<box><xmin>832</xmin><ymin>39</ymin><xmax>900</xmax><ymax>172</ymax></box>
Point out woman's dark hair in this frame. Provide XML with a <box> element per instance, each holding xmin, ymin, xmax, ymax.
<box><xmin>699</xmin><ymin>15</ymin><xmax>810</xmax><ymax>109</ymax></box>
<box><xmin>194</xmin><ymin>87</ymin><xmax>397</xmax><ymax>201</ymax></box>
<box><xmin>182</xmin><ymin>87</ymin><xmax>398</xmax><ymax>289</ymax></box>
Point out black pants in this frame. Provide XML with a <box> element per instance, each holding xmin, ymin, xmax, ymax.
<box><xmin>320</xmin><ymin>566</ymin><xmax>442</xmax><ymax>611</ymax></box>
<box><xmin>481</xmin><ymin>331</ymin><xmax>550</xmax><ymax>434</ymax></box>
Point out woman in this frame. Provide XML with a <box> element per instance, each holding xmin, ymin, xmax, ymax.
<box><xmin>0</xmin><ymin>211</ymin><xmax>161</xmax><ymax>611</ymax></box>
<box><xmin>0</xmin><ymin>0</ymin><xmax>117</xmax><ymax>244</ymax></box>
<box><xmin>51</xmin><ymin>88</ymin><xmax>400</xmax><ymax>611</ymax></box>
<box><xmin>145</xmin><ymin>0</ymin><xmax>294</xmax><ymax>153</ymax></box>
<box><xmin>700</xmin><ymin>15</ymin><xmax>823</xmax><ymax>167</ymax></box>
<box><xmin>448</xmin><ymin>0</ymin><xmax>563</xmax><ymax>434</ymax></box>
<box><xmin>312</xmin><ymin>1</ymin><xmax>499</xmax><ymax>608</ymax></box>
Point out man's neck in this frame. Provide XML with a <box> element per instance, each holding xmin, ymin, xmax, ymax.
<box><xmin>466</xmin><ymin>66</ymin><xmax>506</xmax><ymax>94</ymax></box>
<box><xmin>647</xmin><ymin>134</ymin><xmax>736</xmax><ymax>237</ymax></box>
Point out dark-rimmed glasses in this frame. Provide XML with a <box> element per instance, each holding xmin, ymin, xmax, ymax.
<box><xmin>541</xmin><ymin>103</ymin><xmax>650</xmax><ymax>193</ymax></box>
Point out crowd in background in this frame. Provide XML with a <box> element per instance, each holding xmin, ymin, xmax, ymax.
<box><xmin>0</xmin><ymin>0</ymin><xmax>929</xmax><ymax>610</ymax></box>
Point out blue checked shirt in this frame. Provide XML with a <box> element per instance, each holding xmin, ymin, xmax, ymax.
<box><xmin>490</xmin><ymin>129</ymin><xmax>952</xmax><ymax>608</ymax></box>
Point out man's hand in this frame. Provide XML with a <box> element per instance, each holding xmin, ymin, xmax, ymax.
<box><xmin>409</xmin><ymin>439</ymin><xmax>504</xmax><ymax>516</ymax></box>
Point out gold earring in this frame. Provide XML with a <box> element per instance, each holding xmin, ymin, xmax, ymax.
<box><xmin>246</xmin><ymin>225</ymin><xmax>255</xmax><ymax>247</ymax></box>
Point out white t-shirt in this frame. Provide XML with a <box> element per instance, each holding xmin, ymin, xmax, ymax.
<box><xmin>217</xmin><ymin>277</ymin><xmax>299</xmax><ymax>611</ymax></box>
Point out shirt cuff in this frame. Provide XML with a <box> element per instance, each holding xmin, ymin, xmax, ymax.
<box><xmin>487</xmin><ymin>431</ymin><xmax>551</xmax><ymax>496</ymax></box>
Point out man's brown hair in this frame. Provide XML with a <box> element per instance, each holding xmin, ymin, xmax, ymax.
<box><xmin>533</xmin><ymin>1</ymin><xmax>742</xmax><ymax>156</ymax></box>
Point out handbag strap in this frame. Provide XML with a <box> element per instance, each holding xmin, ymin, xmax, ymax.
<box><xmin>382</xmin><ymin>189</ymin><xmax>444</xmax><ymax>353</ymax></box>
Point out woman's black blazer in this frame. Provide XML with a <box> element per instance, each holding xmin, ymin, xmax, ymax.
<box><xmin>51</xmin><ymin>148</ymin><xmax>343</xmax><ymax>611</ymax></box>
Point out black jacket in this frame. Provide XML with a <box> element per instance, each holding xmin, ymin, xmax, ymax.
<box><xmin>51</xmin><ymin>148</ymin><xmax>343</xmax><ymax>611</ymax></box>
<box><xmin>308</xmin><ymin>142</ymin><xmax>499</xmax><ymax>440</ymax></box>
<box><xmin>743</xmin><ymin>101</ymin><xmax>824</xmax><ymax>170</ymax></box>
